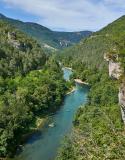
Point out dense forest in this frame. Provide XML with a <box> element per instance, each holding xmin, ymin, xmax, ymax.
<box><xmin>0</xmin><ymin>13</ymin><xmax>92</xmax><ymax>49</ymax></box>
<box><xmin>0</xmin><ymin>20</ymin><xmax>47</xmax><ymax>78</ymax></box>
<box><xmin>56</xmin><ymin>16</ymin><xmax>125</xmax><ymax>159</ymax></box>
<box><xmin>58</xmin><ymin>16</ymin><xmax>125</xmax><ymax>70</ymax></box>
<box><xmin>56</xmin><ymin>67</ymin><xmax>125</xmax><ymax>159</ymax></box>
<box><xmin>0</xmin><ymin>20</ymin><xmax>67</xmax><ymax>157</ymax></box>
<box><xmin>1</xmin><ymin>11</ymin><xmax>125</xmax><ymax>160</ymax></box>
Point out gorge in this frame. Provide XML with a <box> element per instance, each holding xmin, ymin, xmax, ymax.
<box><xmin>1</xmin><ymin>8</ymin><xmax>125</xmax><ymax>160</ymax></box>
<box><xmin>15</xmin><ymin>68</ymin><xmax>89</xmax><ymax>160</ymax></box>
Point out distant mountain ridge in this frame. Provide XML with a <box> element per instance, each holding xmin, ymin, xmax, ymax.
<box><xmin>59</xmin><ymin>15</ymin><xmax>125</xmax><ymax>69</ymax></box>
<box><xmin>0</xmin><ymin>13</ymin><xmax>92</xmax><ymax>49</ymax></box>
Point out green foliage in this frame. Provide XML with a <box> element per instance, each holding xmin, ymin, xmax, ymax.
<box><xmin>88</xmin><ymin>72</ymin><xmax>118</xmax><ymax>105</ymax></box>
<box><xmin>57</xmin><ymin>15</ymin><xmax>125</xmax><ymax>160</ymax></box>
<box><xmin>0</xmin><ymin>20</ymin><xmax>68</xmax><ymax>157</ymax></box>
<box><xmin>0</xmin><ymin>20</ymin><xmax>46</xmax><ymax>78</ymax></box>
<box><xmin>56</xmin><ymin>68</ymin><xmax>125</xmax><ymax>160</ymax></box>
<box><xmin>58</xmin><ymin>16</ymin><xmax>125</xmax><ymax>69</ymax></box>
<box><xmin>0</xmin><ymin>13</ymin><xmax>92</xmax><ymax>49</ymax></box>
<box><xmin>0</xmin><ymin>60</ymin><xmax>67</xmax><ymax>157</ymax></box>
<box><xmin>58</xmin><ymin>35</ymin><xmax>112</xmax><ymax>69</ymax></box>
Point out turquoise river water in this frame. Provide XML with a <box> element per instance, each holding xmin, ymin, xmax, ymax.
<box><xmin>15</xmin><ymin>68</ymin><xmax>89</xmax><ymax>160</ymax></box>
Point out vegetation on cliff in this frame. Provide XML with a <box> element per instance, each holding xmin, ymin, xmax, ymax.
<box><xmin>0</xmin><ymin>20</ymin><xmax>46</xmax><ymax>78</ymax></box>
<box><xmin>0</xmin><ymin>13</ymin><xmax>92</xmax><ymax>49</ymax></box>
<box><xmin>1</xmin><ymin>12</ymin><xmax>125</xmax><ymax>159</ymax></box>
<box><xmin>0</xmin><ymin>20</ymin><xmax>67</xmax><ymax>157</ymax></box>
<box><xmin>58</xmin><ymin>16</ymin><xmax>125</xmax><ymax>70</ymax></box>
<box><xmin>56</xmin><ymin>16</ymin><xmax>125</xmax><ymax>160</ymax></box>
<box><xmin>56</xmin><ymin>68</ymin><xmax>125</xmax><ymax>160</ymax></box>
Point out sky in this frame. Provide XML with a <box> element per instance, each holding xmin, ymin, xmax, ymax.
<box><xmin>0</xmin><ymin>0</ymin><xmax>125</xmax><ymax>32</ymax></box>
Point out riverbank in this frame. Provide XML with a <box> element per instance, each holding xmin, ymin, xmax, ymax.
<box><xmin>74</xmin><ymin>79</ymin><xmax>89</xmax><ymax>85</ymax></box>
<box><xmin>17</xmin><ymin>88</ymin><xmax>69</xmax><ymax>152</ymax></box>
<box><xmin>36</xmin><ymin>117</ymin><xmax>48</xmax><ymax>129</ymax></box>
<box><xmin>66</xmin><ymin>87</ymin><xmax>76</xmax><ymax>95</ymax></box>
<box><xmin>14</xmin><ymin>67</ymin><xmax>89</xmax><ymax>160</ymax></box>
<box><xmin>21</xmin><ymin>75</ymin><xmax>86</xmax><ymax>143</ymax></box>
<box><xmin>63</xmin><ymin>67</ymin><xmax>72</xmax><ymax>70</ymax></box>
<box><xmin>20</xmin><ymin>116</ymin><xmax>48</xmax><ymax>145</ymax></box>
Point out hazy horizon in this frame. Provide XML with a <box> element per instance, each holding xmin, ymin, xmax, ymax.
<box><xmin>0</xmin><ymin>0</ymin><xmax>125</xmax><ymax>32</ymax></box>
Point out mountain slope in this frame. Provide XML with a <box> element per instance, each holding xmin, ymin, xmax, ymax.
<box><xmin>0</xmin><ymin>19</ymin><xmax>68</xmax><ymax>157</ymax></box>
<box><xmin>0</xmin><ymin>13</ymin><xmax>92</xmax><ymax>49</ymax></box>
<box><xmin>57</xmin><ymin>16</ymin><xmax>125</xmax><ymax>160</ymax></box>
<box><xmin>0</xmin><ymin>19</ymin><xmax>46</xmax><ymax>78</ymax></box>
<box><xmin>59</xmin><ymin>15</ymin><xmax>125</xmax><ymax>69</ymax></box>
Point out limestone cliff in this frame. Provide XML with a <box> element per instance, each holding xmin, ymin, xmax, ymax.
<box><xmin>8</xmin><ymin>32</ymin><xmax>31</xmax><ymax>51</ymax></box>
<box><xmin>109</xmin><ymin>61</ymin><xmax>122</xmax><ymax>79</ymax></box>
<box><xmin>8</xmin><ymin>32</ymin><xmax>21</xmax><ymax>49</ymax></box>
<box><xmin>104</xmin><ymin>53</ymin><xmax>122</xmax><ymax>79</ymax></box>
<box><xmin>104</xmin><ymin>53</ymin><xmax>125</xmax><ymax>123</ymax></box>
<box><xmin>119</xmin><ymin>84</ymin><xmax>125</xmax><ymax>123</ymax></box>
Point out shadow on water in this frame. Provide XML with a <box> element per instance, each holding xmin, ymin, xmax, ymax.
<box><xmin>26</xmin><ymin>131</ymin><xmax>42</xmax><ymax>145</ymax></box>
<box><xmin>14</xmin><ymin>68</ymin><xmax>89</xmax><ymax>160</ymax></box>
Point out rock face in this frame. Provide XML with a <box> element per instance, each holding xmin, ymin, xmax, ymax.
<box><xmin>104</xmin><ymin>53</ymin><xmax>125</xmax><ymax>123</ymax></box>
<box><xmin>109</xmin><ymin>61</ymin><xmax>122</xmax><ymax>79</ymax></box>
<box><xmin>8</xmin><ymin>32</ymin><xmax>29</xmax><ymax>51</ymax></box>
<box><xmin>104</xmin><ymin>53</ymin><xmax>110</xmax><ymax>61</ymax></box>
<box><xmin>104</xmin><ymin>53</ymin><xmax>122</xmax><ymax>79</ymax></box>
<box><xmin>59</xmin><ymin>40</ymin><xmax>70</xmax><ymax>47</ymax></box>
<box><xmin>119</xmin><ymin>84</ymin><xmax>125</xmax><ymax>123</ymax></box>
<box><xmin>8</xmin><ymin>32</ymin><xmax>22</xmax><ymax>49</ymax></box>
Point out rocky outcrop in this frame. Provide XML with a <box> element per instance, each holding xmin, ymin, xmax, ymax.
<box><xmin>104</xmin><ymin>53</ymin><xmax>125</xmax><ymax>123</ymax></box>
<box><xmin>8</xmin><ymin>31</ymin><xmax>16</xmax><ymax>40</ymax></box>
<box><xmin>74</xmin><ymin>79</ymin><xmax>89</xmax><ymax>85</ymax></box>
<box><xmin>59</xmin><ymin>40</ymin><xmax>71</xmax><ymax>47</ymax></box>
<box><xmin>104</xmin><ymin>53</ymin><xmax>110</xmax><ymax>61</ymax></box>
<box><xmin>109</xmin><ymin>61</ymin><xmax>122</xmax><ymax>79</ymax></box>
<box><xmin>119</xmin><ymin>84</ymin><xmax>125</xmax><ymax>123</ymax></box>
<box><xmin>8</xmin><ymin>32</ymin><xmax>23</xmax><ymax>49</ymax></box>
<box><xmin>104</xmin><ymin>53</ymin><xmax>122</xmax><ymax>79</ymax></box>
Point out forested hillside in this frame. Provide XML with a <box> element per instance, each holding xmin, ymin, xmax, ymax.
<box><xmin>0</xmin><ymin>20</ymin><xmax>46</xmax><ymax>78</ymax></box>
<box><xmin>57</xmin><ymin>68</ymin><xmax>125</xmax><ymax>160</ymax></box>
<box><xmin>1</xmin><ymin>11</ymin><xmax>125</xmax><ymax>160</ymax></box>
<box><xmin>56</xmin><ymin>16</ymin><xmax>125</xmax><ymax>159</ymax></box>
<box><xmin>58</xmin><ymin>16</ymin><xmax>125</xmax><ymax>69</ymax></box>
<box><xmin>0</xmin><ymin>13</ymin><xmax>92</xmax><ymax>50</ymax></box>
<box><xmin>0</xmin><ymin>20</ymin><xmax>67</xmax><ymax>157</ymax></box>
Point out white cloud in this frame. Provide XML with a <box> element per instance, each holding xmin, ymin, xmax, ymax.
<box><xmin>104</xmin><ymin>0</ymin><xmax>125</xmax><ymax>7</ymax></box>
<box><xmin>1</xmin><ymin>0</ymin><xmax>125</xmax><ymax>31</ymax></box>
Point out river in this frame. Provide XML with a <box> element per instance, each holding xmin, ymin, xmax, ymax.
<box><xmin>15</xmin><ymin>68</ymin><xmax>89</xmax><ymax>160</ymax></box>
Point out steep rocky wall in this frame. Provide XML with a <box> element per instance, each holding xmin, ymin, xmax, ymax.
<box><xmin>104</xmin><ymin>53</ymin><xmax>122</xmax><ymax>79</ymax></box>
<box><xmin>104</xmin><ymin>53</ymin><xmax>125</xmax><ymax>123</ymax></box>
<box><xmin>119</xmin><ymin>84</ymin><xmax>125</xmax><ymax>123</ymax></box>
<box><xmin>109</xmin><ymin>61</ymin><xmax>122</xmax><ymax>79</ymax></box>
